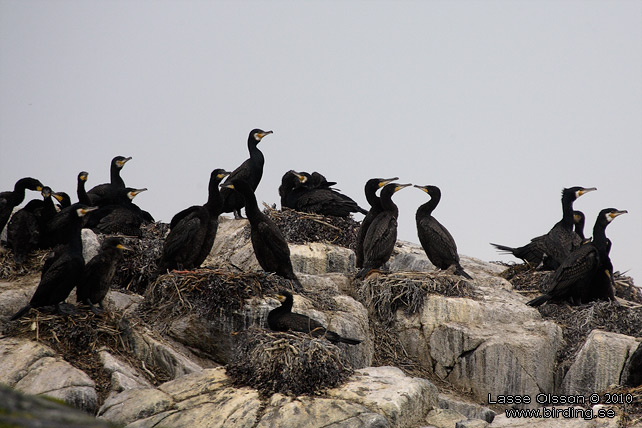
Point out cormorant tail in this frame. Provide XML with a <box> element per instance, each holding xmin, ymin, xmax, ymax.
<box><xmin>526</xmin><ymin>295</ymin><xmax>551</xmax><ymax>307</ymax></box>
<box><xmin>10</xmin><ymin>304</ymin><xmax>32</xmax><ymax>321</ymax></box>
<box><xmin>490</xmin><ymin>242</ymin><xmax>515</xmax><ymax>253</ymax></box>
<box><xmin>455</xmin><ymin>264</ymin><xmax>473</xmax><ymax>280</ymax></box>
<box><xmin>326</xmin><ymin>330</ymin><xmax>362</xmax><ymax>345</ymax></box>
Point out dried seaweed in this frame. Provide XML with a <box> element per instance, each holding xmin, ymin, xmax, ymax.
<box><xmin>264</xmin><ymin>206</ymin><xmax>360</xmax><ymax>249</ymax></box>
<box><xmin>226</xmin><ymin>327</ymin><xmax>353</xmax><ymax>396</ymax></box>
<box><xmin>0</xmin><ymin>248</ymin><xmax>49</xmax><ymax>281</ymax></box>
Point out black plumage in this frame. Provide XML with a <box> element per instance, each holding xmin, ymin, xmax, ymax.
<box><xmin>414</xmin><ymin>185</ymin><xmax>472</xmax><ymax>279</ymax></box>
<box><xmin>284</xmin><ymin>172</ymin><xmax>367</xmax><ymax>217</ymax></box>
<box><xmin>573</xmin><ymin>211</ymin><xmax>588</xmax><ymax>243</ymax></box>
<box><xmin>77</xmin><ymin>171</ymin><xmax>91</xmax><ymax>205</ymax></box>
<box><xmin>6</xmin><ymin>199</ymin><xmax>42</xmax><ymax>264</ymax></box>
<box><xmin>87</xmin><ymin>156</ymin><xmax>131</xmax><ymax>202</ymax></box>
<box><xmin>77</xmin><ymin>237</ymin><xmax>129</xmax><ymax>313</ymax></box>
<box><xmin>10</xmin><ymin>205</ymin><xmax>96</xmax><ymax>320</ymax></box>
<box><xmin>526</xmin><ymin>208</ymin><xmax>626</xmax><ymax>307</ymax></box>
<box><xmin>85</xmin><ymin>188</ymin><xmax>148</xmax><ymax>237</ymax></box>
<box><xmin>1</xmin><ymin>177</ymin><xmax>43</xmax><ymax>237</ymax></box>
<box><xmin>491</xmin><ymin>186</ymin><xmax>596</xmax><ymax>269</ymax></box>
<box><xmin>222</xmin><ymin>179</ymin><xmax>300</xmax><ymax>285</ymax></box>
<box><xmin>158</xmin><ymin>169</ymin><xmax>230</xmax><ymax>273</ymax></box>
<box><xmin>355</xmin><ymin>177</ymin><xmax>398</xmax><ymax>269</ymax></box>
<box><xmin>356</xmin><ymin>183</ymin><xmax>411</xmax><ymax>278</ymax></box>
<box><xmin>268</xmin><ymin>290</ymin><xmax>361</xmax><ymax>345</ymax></box>
<box><xmin>52</xmin><ymin>192</ymin><xmax>71</xmax><ymax>210</ymax></box>
<box><xmin>279</xmin><ymin>170</ymin><xmax>339</xmax><ymax>209</ymax></box>
<box><xmin>221</xmin><ymin>129</ymin><xmax>273</xmax><ymax>218</ymax></box>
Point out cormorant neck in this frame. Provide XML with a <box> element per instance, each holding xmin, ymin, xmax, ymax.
<box><xmin>380</xmin><ymin>191</ymin><xmax>399</xmax><ymax>216</ymax></box>
<box><xmin>241</xmin><ymin>189</ymin><xmax>262</xmax><ymax>221</ymax></box>
<box><xmin>365</xmin><ymin>184</ymin><xmax>381</xmax><ymax>209</ymax></box>
<box><xmin>77</xmin><ymin>180</ymin><xmax>90</xmax><ymax>205</ymax></box>
<box><xmin>560</xmin><ymin>193</ymin><xmax>575</xmax><ymax>228</ymax></box>
<box><xmin>205</xmin><ymin>182</ymin><xmax>223</xmax><ymax>214</ymax></box>
<box><xmin>248</xmin><ymin>140</ymin><xmax>264</xmax><ymax>166</ymax></box>
<box><xmin>280</xmin><ymin>295</ymin><xmax>293</xmax><ymax>312</ymax></box>
<box><xmin>111</xmin><ymin>166</ymin><xmax>125</xmax><ymax>188</ymax></box>
<box><xmin>12</xmin><ymin>181</ymin><xmax>28</xmax><ymax>204</ymax></box>
<box><xmin>68</xmin><ymin>219</ymin><xmax>83</xmax><ymax>254</ymax></box>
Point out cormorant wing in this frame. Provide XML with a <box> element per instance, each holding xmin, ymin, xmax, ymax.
<box><xmin>418</xmin><ymin>216</ymin><xmax>459</xmax><ymax>265</ymax></box>
<box><xmin>363</xmin><ymin>213</ymin><xmax>397</xmax><ymax>262</ymax></box>
<box><xmin>169</xmin><ymin>205</ymin><xmax>200</xmax><ymax>229</ymax></box>
<box><xmin>162</xmin><ymin>214</ymin><xmax>205</xmax><ymax>261</ymax></box>
<box><xmin>256</xmin><ymin>221</ymin><xmax>291</xmax><ymax>261</ymax></box>
<box><xmin>545</xmin><ymin>244</ymin><xmax>599</xmax><ymax>297</ymax></box>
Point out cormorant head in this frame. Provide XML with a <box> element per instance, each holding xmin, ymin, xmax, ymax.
<box><xmin>52</xmin><ymin>192</ymin><xmax>71</xmax><ymax>207</ymax></box>
<box><xmin>78</xmin><ymin>171</ymin><xmax>89</xmax><ymax>182</ymax></box>
<box><xmin>413</xmin><ymin>184</ymin><xmax>441</xmax><ymax>197</ymax></box>
<box><xmin>74</xmin><ymin>204</ymin><xmax>98</xmax><ymax>217</ymax></box>
<box><xmin>212</xmin><ymin>169</ymin><xmax>231</xmax><ymax>181</ymax></box>
<box><xmin>563</xmin><ymin>186</ymin><xmax>597</xmax><ymax>201</ymax></box>
<box><xmin>103</xmin><ymin>237</ymin><xmax>132</xmax><ymax>252</ymax></box>
<box><xmin>602</xmin><ymin>208</ymin><xmax>627</xmax><ymax>224</ymax></box>
<box><xmin>127</xmin><ymin>188</ymin><xmax>147</xmax><ymax>200</ymax></box>
<box><xmin>18</xmin><ymin>177</ymin><xmax>44</xmax><ymax>192</ymax></box>
<box><xmin>250</xmin><ymin>129</ymin><xmax>273</xmax><ymax>143</ymax></box>
<box><xmin>41</xmin><ymin>186</ymin><xmax>52</xmax><ymax>198</ymax></box>
<box><xmin>292</xmin><ymin>172</ymin><xmax>308</xmax><ymax>184</ymax></box>
<box><xmin>113</xmin><ymin>156</ymin><xmax>132</xmax><ymax>169</ymax></box>
<box><xmin>275</xmin><ymin>290</ymin><xmax>293</xmax><ymax>304</ymax></box>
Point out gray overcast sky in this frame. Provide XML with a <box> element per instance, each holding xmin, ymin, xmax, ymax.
<box><xmin>1</xmin><ymin>0</ymin><xmax>640</xmax><ymax>285</ymax></box>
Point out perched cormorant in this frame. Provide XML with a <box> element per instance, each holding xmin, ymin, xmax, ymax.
<box><xmin>222</xmin><ymin>179</ymin><xmax>300</xmax><ymax>285</ymax></box>
<box><xmin>85</xmin><ymin>188</ymin><xmax>148</xmax><ymax>237</ymax></box>
<box><xmin>414</xmin><ymin>185</ymin><xmax>472</xmax><ymax>279</ymax></box>
<box><xmin>77</xmin><ymin>171</ymin><xmax>91</xmax><ymax>205</ymax></box>
<box><xmin>6</xmin><ymin>199</ymin><xmax>42</xmax><ymax>264</ymax></box>
<box><xmin>491</xmin><ymin>186</ymin><xmax>596</xmax><ymax>269</ymax></box>
<box><xmin>158</xmin><ymin>169</ymin><xmax>230</xmax><ymax>273</ymax></box>
<box><xmin>0</xmin><ymin>177</ymin><xmax>43</xmax><ymax>236</ymax></box>
<box><xmin>77</xmin><ymin>237</ymin><xmax>129</xmax><ymax>313</ymax></box>
<box><xmin>278</xmin><ymin>170</ymin><xmax>300</xmax><ymax>209</ymax></box>
<box><xmin>268</xmin><ymin>290</ymin><xmax>361</xmax><ymax>345</ymax></box>
<box><xmin>10</xmin><ymin>204</ymin><xmax>96</xmax><ymax>320</ymax></box>
<box><xmin>285</xmin><ymin>172</ymin><xmax>368</xmax><ymax>217</ymax></box>
<box><xmin>53</xmin><ymin>192</ymin><xmax>71</xmax><ymax>210</ymax></box>
<box><xmin>356</xmin><ymin>182</ymin><xmax>411</xmax><ymax>279</ymax></box>
<box><xmin>87</xmin><ymin>156</ymin><xmax>131</xmax><ymax>201</ymax></box>
<box><xmin>355</xmin><ymin>177</ymin><xmax>398</xmax><ymax>269</ymax></box>
<box><xmin>221</xmin><ymin>129</ymin><xmax>273</xmax><ymax>218</ymax></box>
<box><xmin>526</xmin><ymin>208</ymin><xmax>626</xmax><ymax>307</ymax></box>
<box><xmin>573</xmin><ymin>211</ymin><xmax>588</xmax><ymax>243</ymax></box>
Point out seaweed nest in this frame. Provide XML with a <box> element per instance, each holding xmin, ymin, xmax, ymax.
<box><xmin>600</xmin><ymin>385</ymin><xmax>642</xmax><ymax>427</ymax></box>
<box><xmin>498</xmin><ymin>263</ymin><xmax>551</xmax><ymax>292</ymax></box>
<box><xmin>3</xmin><ymin>309</ymin><xmax>169</xmax><ymax>408</ymax></box>
<box><xmin>0</xmin><ymin>248</ymin><xmax>49</xmax><ymax>280</ymax></box>
<box><xmin>613</xmin><ymin>271</ymin><xmax>642</xmax><ymax>304</ymax></box>
<box><xmin>139</xmin><ymin>268</ymin><xmax>295</xmax><ymax>325</ymax></box>
<box><xmin>111</xmin><ymin>222</ymin><xmax>168</xmax><ymax>295</ymax></box>
<box><xmin>263</xmin><ymin>206</ymin><xmax>360</xmax><ymax>249</ymax></box>
<box><xmin>357</xmin><ymin>271</ymin><xmax>475</xmax><ymax>323</ymax></box>
<box><xmin>538</xmin><ymin>301</ymin><xmax>642</xmax><ymax>369</ymax></box>
<box><xmin>226</xmin><ymin>327</ymin><xmax>353</xmax><ymax>396</ymax></box>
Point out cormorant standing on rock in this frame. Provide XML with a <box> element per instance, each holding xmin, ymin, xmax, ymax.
<box><xmin>221</xmin><ymin>179</ymin><xmax>300</xmax><ymax>286</ymax></box>
<box><xmin>221</xmin><ymin>129</ymin><xmax>273</xmax><ymax>218</ymax></box>
<box><xmin>268</xmin><ymin>290</ymin><xmax>361</xmax><ymax>345</ymax></box>
<box><xmin>355</xmin><ymin>177</ymin><xmax>398</xmax><ymax>269</ymax></box>
<box><xmin>87</xmin><ymin>156</ymin><xmax>131</xmax><ymax>201</ymax></box>
<box><xmin>356</xmin><ymin>182</ymin><xmax>411</xmax><ymax>279</ymax></box>
<box><xmin>526</xmin><ymin>208</ymin><xmax>626</xmax><ymax>307</ymax></box>
<box><xmin>10</xmin><ymin>204</ymin><xmax>97</xmax><ymax>320</ymax></box>
<box><xmin>414</xmin><ymin>185</ymin><xmax>472</xmax><ymax>279</ymax></box>
<box><xmin>77</xmin><ymin>237</ymin><xmax>129</xmax><ymax>313</ymax></box>
<box><xmin>85</xmin><ymin>188</ymin><xmax>149</xmax><ymax>237</ymax></box>
<box><xmin>1</xmin><ymin>177</ymin><xmax>43</xmax><ymax>237</ymax></box>
<box><xmin>158</xmin><ymin>168</ymin><xmax>230</xmax><ymax>273</ymax></box>
<box><xmin>491</xmin><ymin>186</ymin><xmax>596</xmax><ymax>269</ymax></box>
<box><xmin>285</xmin><ymin>172</ymin><xmax>368</xmax><ymax>217</ymax></box>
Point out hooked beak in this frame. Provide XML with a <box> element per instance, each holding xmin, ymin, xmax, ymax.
<box><xmin>577</xmin><ymin>187</ymin><xmax>597</xmax><ymax>197</ymax></box>
<box><xmin>380</xmin><ymin>177</ymin><xmax>399</xmax><ymax>188</ymax></box>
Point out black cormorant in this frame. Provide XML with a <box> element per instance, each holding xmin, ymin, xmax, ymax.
<box><xmin>53</xmin><ymin>192</ymin><xmax>71</xmax><ymax>210</ymax></box>
<box><xmin>77</xmin><ymin>237</ymin><xmax>129</xmax><ymax>313</ymax></box>
<box><xmin>6</xmin><ymin>199</ymin><xmax>42</xmax><ymax>264</ymax></box>
<box><xmin>573</xmin><ymin>211</ymin><xmax>588</xmax><ymax>243</ymax></box>
<box><xmin>355</xmin><ymin>177</ymin><xmax>398</xmax><ymax>269</ymax></box>
<box><xmin>221</xmin><ymin>129</ymin><xmax>273</xmax><ymax>218</ymax></box>
<box><xmin>158</xmin><ymin>169</ymin><xmax>230</xmax><ymax>273</ymax></box>
<box><xmin>526</xmin><ymin>208</ymin><xmax>626</xmax><ymax>307</ymax></box>
<box><xmin>0</xmin><ymin>177</ymin><xmax>43</xmax><ymax>236</ymax></box>
<box><xmin>87</xmin><ymin>156</ymin><xmax>131</xmax><ymax>201</ymax></box>
<box><xmin>285</xmin><ymin>172</ymin><xmax>368</xmax><ymax>217</ymax></box>
<box><xmin>280</xmin><ymin>170</ymin><xmax>339</xmax><ymax>210</ymax></box>
<box><xmin>85</xmin><ymin>188</ymin><xmax>148</xmax><ymax>237</ymax></box>
<box><xmin>414</xmin><ymin>185</ymin><xmax>472</xmax><ymax>279</ymax></box>
<box><xmin>77</xmin><ymin>171</ymin><xmax>91</xmax><ymax>205</ymax></box>
<box><xmin>491</xmin><ymin>186</ymin><xmax>596</xmax><ymax>269</ymax></box>
<box><xmin>221</xmin><ymin>179</ymin><xmax>300</xmax><ymax>285</ymax></box>
<box><xmin>10</xmin><ymin>204</ymin><xmax>97</xmax><ymax>320</ymax></box>
<box><xmin>268</xmin><ymin>290</ymin><xmax>361</xmax><ymax>345</ymax></box>
<box><xmin>356</xmin><ymin>182</ymin><xmax>411</xmax><ymax>278</ymax></box>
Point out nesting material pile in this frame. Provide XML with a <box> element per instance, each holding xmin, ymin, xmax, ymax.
<box><xmin>264</xmin><ymin>206</ymin><xmax>360</xmax><ymax>249</ymax></box>
<box><xmin>226</xmin><ymin>327</ymin><xmax>353</xmax><ymax>396</ymax></box>
<box><xmin>498</xmin><ymin>262</ymin><xmax>551</xmax><ymax>292</ymax></box>
<box><xmin>0</xmin><ymin>249</ymin><xmax>48</xmax><ymax>280</ymax></box>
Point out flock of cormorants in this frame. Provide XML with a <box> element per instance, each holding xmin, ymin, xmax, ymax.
<box><xmin>1</xmin><ymin>128</ymin><xmax>628</xmax><ymax>339</ymax></box>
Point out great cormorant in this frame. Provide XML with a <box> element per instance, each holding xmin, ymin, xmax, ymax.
<box><xmin>355</xmin><ymin>177</ymin><xmax>398</xmax><ymax>269</ymax></box>
<box><xmin>414</xmin><ymin>185</ymin><xmax>472</xmax><ymax>279</ymax></box>
<box><xmin>491</xmin><ymin>186</ymin><xmax>596</xmax><ymax>269</ymax></box>
<box><xmin>87</xmin><ymin>156</ymin><xmax>131</xmax><ymax>202</ymax></box>
<box><xmin>221</xmin><ymin>179</ymin><xmax>300</xmax><ymax>285</ymax></box>
<box><xmin>77</xmin><ymin>171</ymin><xmax>91</xmax><ymax>205</ymax></box>
<box><xmin>85</xmin><ymin>188</ymin><xmax>148</xmax><ymax>237</ymax></box>
<box><xmin>6</xmin><ymin>199</ymin><xmax>42</xmax><ymax>264</ymax></box>
<box><xmin>285</xmin><ymin>172</ymin><xmax>368</xmax><ymax>217</ymax></box>
<box><xmin>268</xmin><ymin>290</ymin><xmax>361</xmax><ymax>345</ymax></box>
<box><xmin>77</xmin><ymin>237</ymin><xmax>129</xmax><ymax>313</ymax></box>
<box><xmin>526</xmin><ymin>208</ymin><xmax>626</xmax><ymax>307</ymax></box>
<box><xmin>221</xmin><ymin>129</ymin><xmax>273</xmax><ymax>218</ymax></box>
<box><xmin>52</xmin><ymin>192</ymin><xmax>71</xmax><ymax>210</ymax></box>
<box><xmin>0</xmin><ymin>177</ymin><xmax>43</xmax><ymax>237</ymax></box>
<box><xmin>356</xmin><ymin>182</ymin><xmax>411</xmax><ymax>279</ymax></box>
<box><xmin>10</xmin><ymin>204</ymin><xmax>97</xmax><ymax>320</ymax></box>
<box><xmin>158</xmin><ymin>169</ymin><xmax>230</xmax><ymax>272</ymax></box>
<box><xmin>573</xmin><ymin>211</ymin><xmax>587</xmax><ymax>243</ymax></box>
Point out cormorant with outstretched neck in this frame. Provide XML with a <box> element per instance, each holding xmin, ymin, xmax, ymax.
<box><xmin>356</xmin><ymin>182</ymin><xmax>411</xmax><ymax>279</ymax></box>
<box><xmin>268</xmin><ymin>290</ymin><xmax>361</xmax><ymax>345</ymax></box>
<box><xmin>285</xmin><ymin>172</ymin><xmax>368</xmax><ymax>217</ymax></box>
<box><xmin>526</xmin><ymin>208</ymin><xmax>627</xmax><ymax>307</ymax></box>
<box><xmin>221</xmin><ymin>129</ymin><xmax>273</xmax><ymax>218</ymax></box>
<box><xmin>1</xmin><ymin>177</ymin><xmax>43</xmax><ymax>237</ymax></box>
<box><xmin>77</xmin><ymin>171</ymin><xmax>91</xmax><ymax>205</ymax></box>
<box><xmin>10</xmin><ymin>204</ymin><xmax>97</xmax><ymax>320</ymax></box>
<box><xmin>491</xmin><ymin>186</ymin><xmax>596</xmax><ymax>269</ymax></box>
<box><xmin>77</xmin><ymin>237</ymin><xmax>129</xmax><ymax>313</ymax></box>
<box><xmin>222</xmin><ymin>179</ymin><xmax>300</xmax><ymax>286</ymax></box>
<box><xmin>414</xmin><ymin>185</ymin><xmax>472</xmax><ymax>279</ymax></box>
<box><xmin>355</xmin><ymin>177</ymin><xmax>398</xmax><ymax>269</ymax></box>
<box><xmin>87</xmin><ymin>156</ymin><xmax>131</xmax><ymax>202</ymax></box>
<box><xmin>158</xmin><ymin>169</ymin><xmax>230</xmax><ymax>273</ymax></box>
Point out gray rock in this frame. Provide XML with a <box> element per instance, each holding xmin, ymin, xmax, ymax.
<box><xmin>561</xmin><ymin>329</ymin><xmax>641</xmax><ymax>396</ymax></box>
<box><xmin>456</xmin><ymin>419</ymin><xmax>489</xmax><ymax>428</ymax></box>
<box><xmin>424</xmin><ymin>408</ymin><xmax>468</xmax><ymax>428</ymax></box>
<box><xmin>290</xmin><ymin>242</ymin><xmax>356</xmax><ymax>274</ymax></box>
<box><xmin>438</xmin><ymin>393</ymin><xmax>496</xmax><ymax>423</ymax></box>
<box><xmin>82</xmin><ymin>228</ymin><xmax>101</xmax><ymax>263</ymax></box>
<box><xmin>99</xmin><ymin>350</ymin><xmax>153</xmax><ymax>396</ymax></box>
<box><xmin>98</xmin><ymin>388</ymin><xmax>172</xmax><ymax>426</ymax></box>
